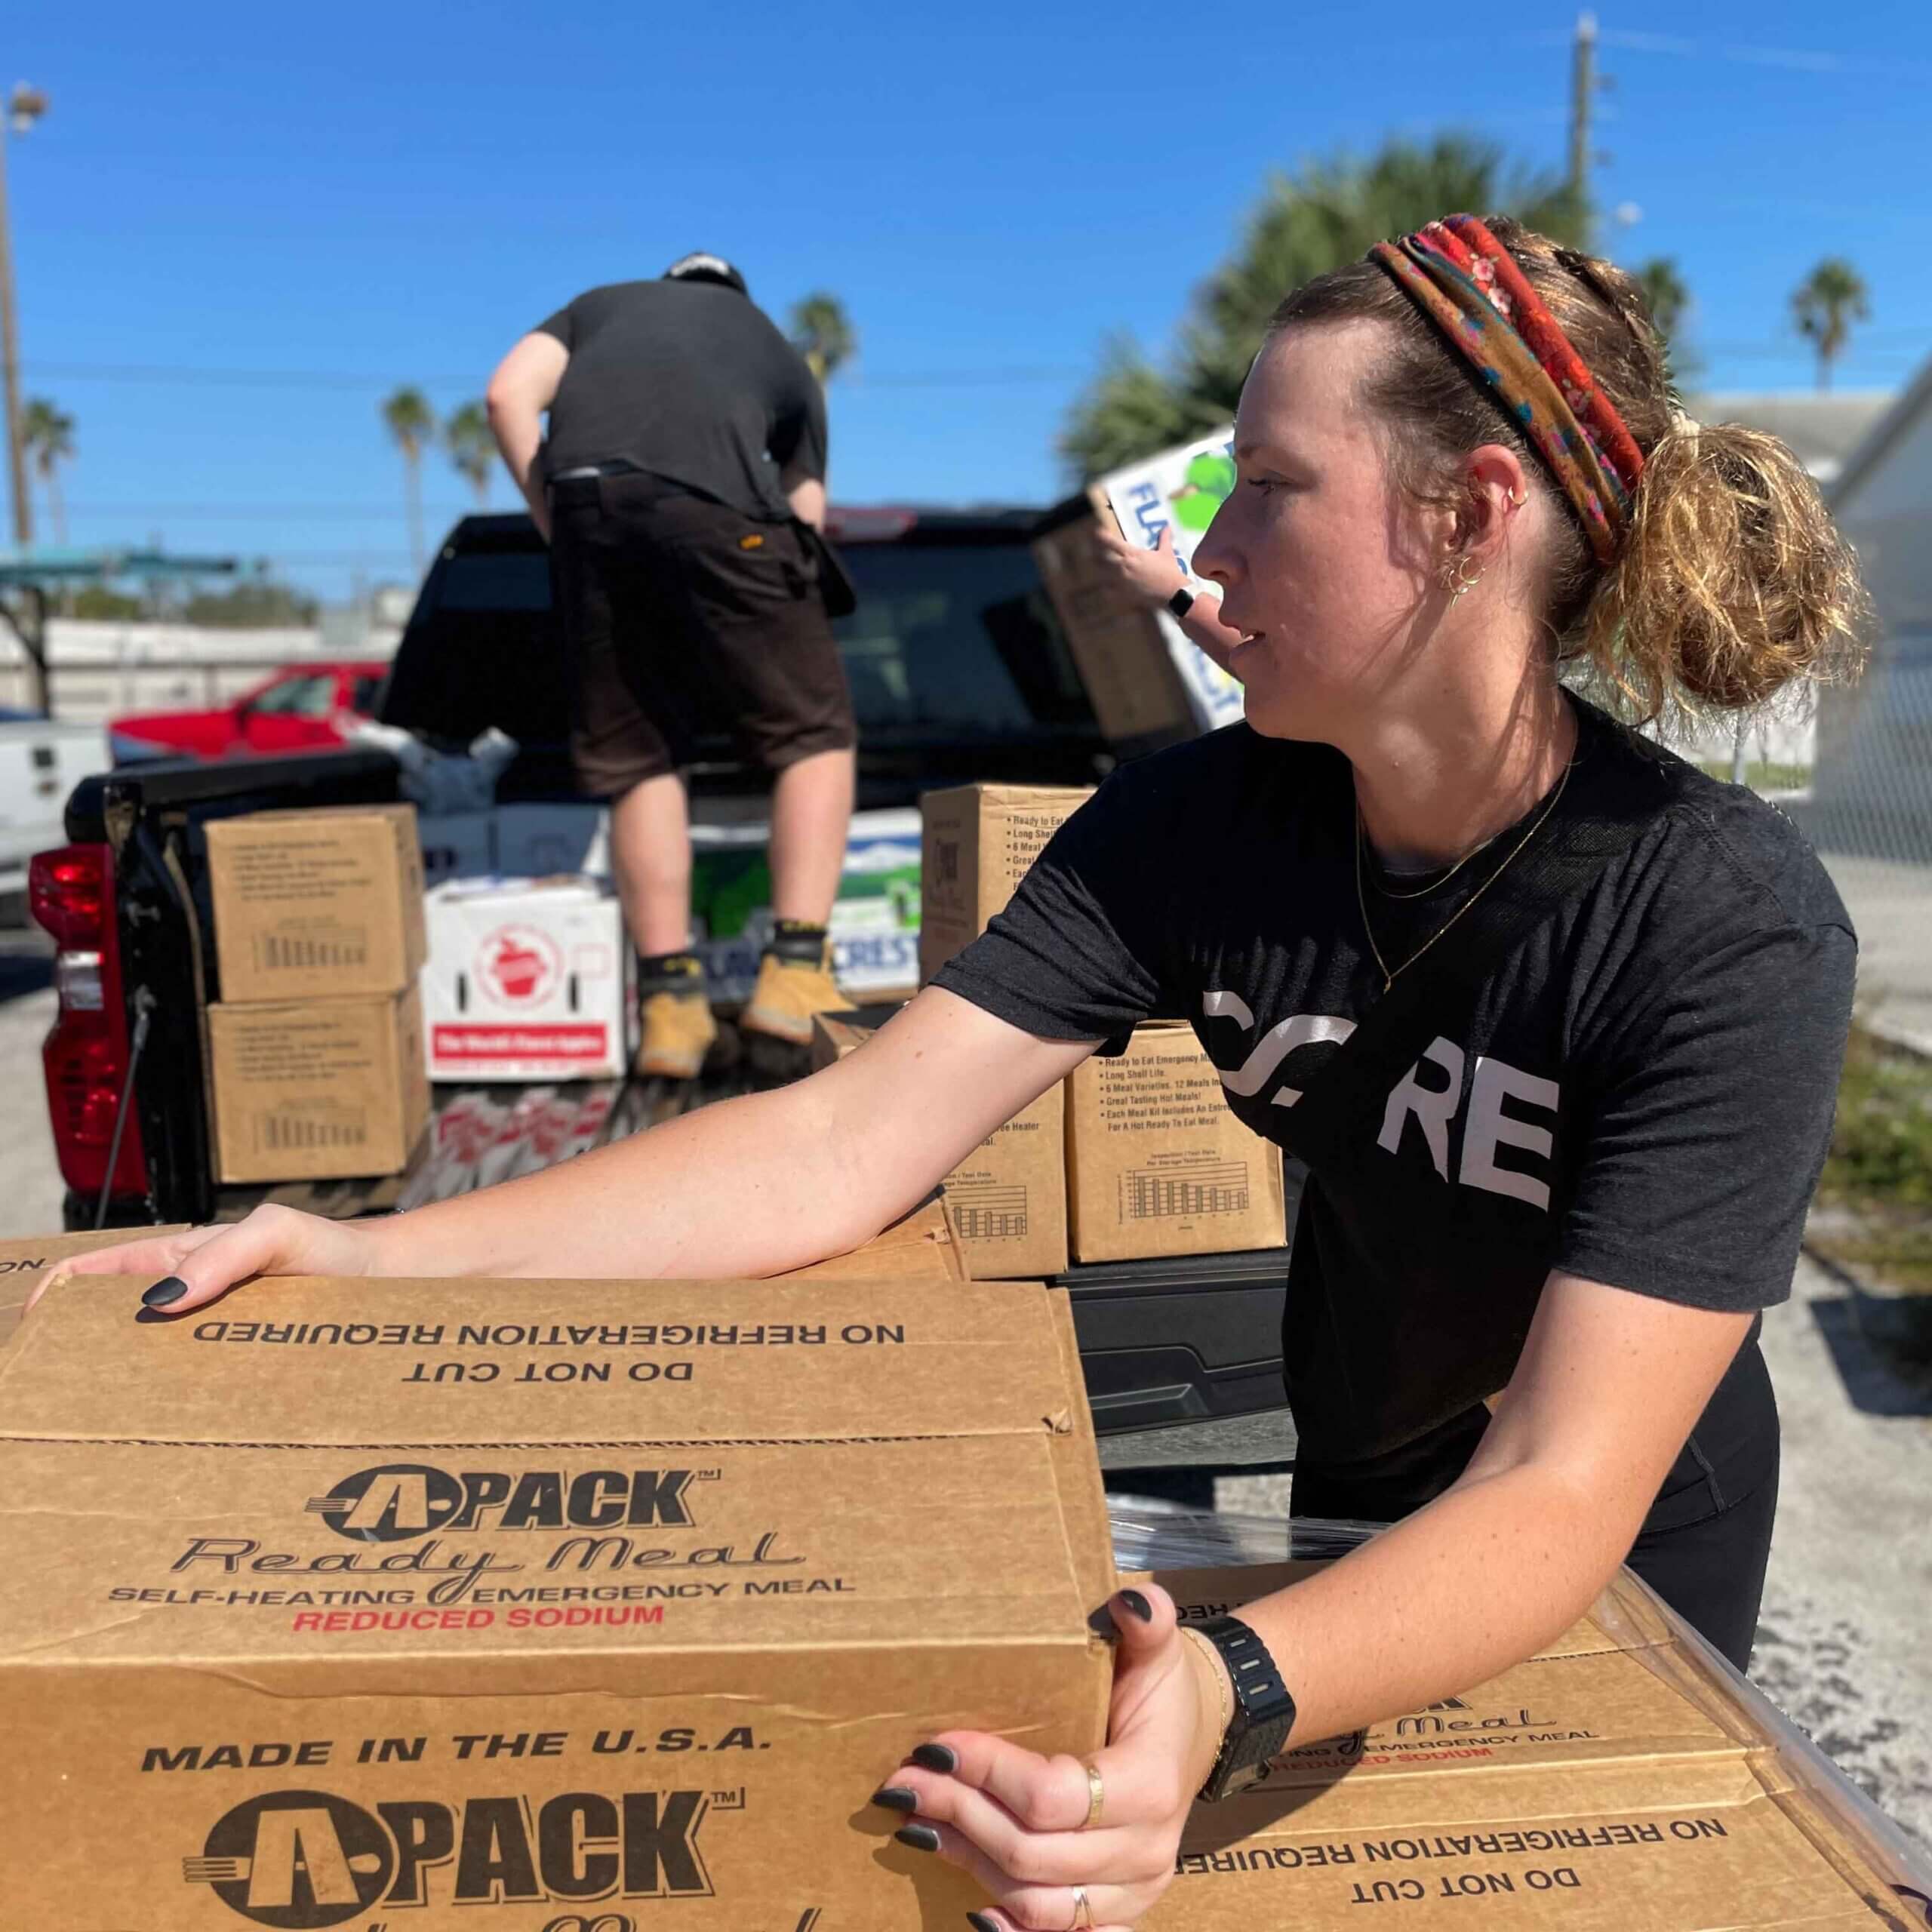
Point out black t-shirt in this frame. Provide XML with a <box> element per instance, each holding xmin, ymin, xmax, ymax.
<box><xmin>535</xmin><ymin>281</ymin><xmax>827</xmax><ymax>520</ymax></box>
<box><xmin>936</xmin><ymin>699</ymin><xmax>1856</xmax><ymax>1466</ymax></box>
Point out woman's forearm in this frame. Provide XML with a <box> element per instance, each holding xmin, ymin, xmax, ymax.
<box><xmin>366</xmin><ymin>1075</ymin><xmax>895</xmax><ymax>1281</ymax></box>
<box><xmin>1235</xmin><ymin>1459</ymin><xmax>1626</xmax><ymax>1749</ymax></box>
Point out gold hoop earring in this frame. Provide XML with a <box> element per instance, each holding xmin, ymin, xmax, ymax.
<box><xmin>1441</xmin><ymin>553</ymin><xmax>1484</xmax><ymax>598</ymax></box>
<box><xmin>1508</xmin><ymin>486</ymin><xmax>1527</xmax><ymax>506</ymax></box>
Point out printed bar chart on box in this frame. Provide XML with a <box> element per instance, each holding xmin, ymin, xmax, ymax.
<box><xmin>1121</xmin><ymin>1161</ymin><xmax>1251</xmax><ymax>1221</ymax></box>
<box><xmin>948</xmin><ymin>1181</ymin><xmax>1031</xmax><ymax>1241</ymax></box>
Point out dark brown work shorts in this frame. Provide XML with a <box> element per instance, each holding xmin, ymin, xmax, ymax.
<box><xmin>548</xmin><ymin>472</ymin><xmax>856</xmax><ymax>798</ymax></box>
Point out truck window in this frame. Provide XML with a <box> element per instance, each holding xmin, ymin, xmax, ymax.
<box><xmin>432</xmin><ymin>552</ymin><xmax>554</xmax><ymax>612</ymax></box>
<box><xmin>838</xmin><ymin>544</ymin><xmax>1094</xmax><ymax>739</ymax></box>
<box><xmin>383</xmin><ymin>531</ymin><xmax>1098</xmax><ymax>755</ymax></box>
<box><xmin>248</xmin><ymin>673</ymin><xmax>338</xmax><ymax>717</ymax></box>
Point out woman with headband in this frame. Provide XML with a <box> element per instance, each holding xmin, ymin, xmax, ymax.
<box><xmin>42</xmin><ymin>215</ymin><xmax>1868</xmax><ymax>1931</ymax></box>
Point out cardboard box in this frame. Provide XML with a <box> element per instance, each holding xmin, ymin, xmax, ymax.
<box><xmin>775</xmin><ymin>1193</ymin><xmax>969</xmax><ymax>1282</ymax></box>
<box><xmin>416</xmin><ymin>809</ymin><xmax>497</xmax><ymax>888</ymax></box>
<box><xmin>207</xmin><ymin>802</ymin><xmax>427</xmax><ymax>1004</ymax></box>
<box><xmin>0</xmin><ymin>1272</ymin><xmax>1114</xmax><ymax>1930</ymax></box>
<box><xmin>422</xmin><ymin>877</ymin><xmax>634</xmax><ymax>1081</ymax></box>
<box><xmin>1032</xmin><ymin>506</ymin><xmax>1202</xmax><ymax>744</ymax></box>
<box><xmin>0</xmin><ymin>1226</ymin><xmax>192</xmax><ymax>1351</ymax></box>
<box><xmin>1134</xmin><ymin>1558</ymin><xmax>1918</xmax><ymax>1929</ymax></box>
<box><xmin>0</xmin><ymin>1203</ymin><xmax>964</xmax><ymax>1356</ymax></box>
<box><xmin>918</xmin><ymin>782</ymin><xmax>1092</xmax><ymax>984</ymax></box>
<box><xmin>814</xmin><ymin>1011</ymin><xmax>1066</xmax><ymax>1279</ymax></box>
<box><xmin>1066</xmin><ymin>1022</ymin><xmax>1285</xmax><ymax>1263</ymax></box>
<box><xmin>207</xmin><ymin>987</ymin><xmax>430</xmax><ymax>1183</ymax></box>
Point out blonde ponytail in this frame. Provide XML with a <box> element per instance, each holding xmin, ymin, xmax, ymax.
<box><xmin>1579</xmin><ymin>417</ymin><xmax>1869</xmax><ymax>722</ymax></box>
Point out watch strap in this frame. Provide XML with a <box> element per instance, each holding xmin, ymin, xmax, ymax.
<box><xmin>1193</xmin><ymin>1614</ymin><xmax>1297</xmax><ymax>1801</ymax></box>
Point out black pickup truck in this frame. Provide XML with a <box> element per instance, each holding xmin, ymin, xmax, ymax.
<box><xmin>33</xmin><ymin>506</ymin><xmax>1297</xmax><ymax>1471</ymax></box>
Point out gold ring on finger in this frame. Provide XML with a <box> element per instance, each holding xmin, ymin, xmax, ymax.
<box><xmin>1070</xmin><ymin>1884</ymin><xmax>1094</xmax><ymax>1930</ymax></box>
<box><xmin>1082</xmin><ymin>1762</ymin><xmax>1104</xmax><ymax>1831</ymax></box>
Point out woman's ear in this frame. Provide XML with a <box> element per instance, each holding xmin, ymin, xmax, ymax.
<box><xmin>1464</xmin><ymin>445</ymin><xmax>1531</xmax><ymax>558</ymax></box>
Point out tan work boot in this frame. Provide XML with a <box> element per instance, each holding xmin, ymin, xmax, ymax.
<box><xmin>635</xmin><ymin>953</ymin><xmax>717</xmax><ymax>1080</ymax></box>
<box><xmin>741</xmin><ymin>928</ymin><xmax>844</xmax><ymax>1051</ymax></box>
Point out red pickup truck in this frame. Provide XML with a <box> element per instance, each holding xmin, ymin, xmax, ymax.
<box><xmin>109</xmin><ymin>660</ymin><xmax>389</xmax><ymax>762</ymax></box>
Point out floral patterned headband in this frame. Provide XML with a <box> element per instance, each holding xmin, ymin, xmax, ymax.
<box><xmin>1370</xmin><ymin>214</ymin><xmax>1646</xmax><ymax>565</ymax></box>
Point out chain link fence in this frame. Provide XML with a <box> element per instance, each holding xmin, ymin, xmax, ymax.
<box><xmin>1789</xmin><ymin>632</ymin><xmax>1932</xmax><ymax>1052</ymax></box>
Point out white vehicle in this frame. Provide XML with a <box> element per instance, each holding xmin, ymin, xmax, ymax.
<box><xmin>0</xmin><ymin>712</ymin><xmax>111</xmax><ymax>915</ymax></box>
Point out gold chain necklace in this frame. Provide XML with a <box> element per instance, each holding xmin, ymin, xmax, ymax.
<box><xmin>1362</xmin><ymin>820</ymin><xmax>1504</xmax><ymax>901</ymax></box>
<box><xmin>1355</xmin><ymin>755</ymin><xmax>1576</xmax><ymax>994</ymax></box>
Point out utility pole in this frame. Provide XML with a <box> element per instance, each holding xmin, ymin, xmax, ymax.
<box><xmin>1568</xmin><ymin>12</ymin><xmax>1598</xmax><ymax>234</ymax></box>
<box><xmin>0</xmin><ymin>85</ymin><xmax>50</xmax><ymax>550</ymax></box>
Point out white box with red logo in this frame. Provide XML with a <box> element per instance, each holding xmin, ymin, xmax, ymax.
<box><xmin>420</xmin><ymin>877</ymin><xmax>633</xmax><ymax>1081</ymax></box>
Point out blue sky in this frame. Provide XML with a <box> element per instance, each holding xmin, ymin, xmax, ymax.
<box><xmin>11</xmin><ymin>0</ymin><xmax>1931</xmax><ymax>599</ymax></box>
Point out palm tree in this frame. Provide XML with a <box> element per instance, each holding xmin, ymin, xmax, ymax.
<box><xmin>20</xmin><ymin>398</ymin><xmax>75</xmax><ymax>545</ymax></box>
<box><xmin>445</xmin><ymin>400</ymin><xmax>496</xmax><ymax>506</ymax></box>
<box><xmin>1634</xmin><ymin>259</ymin><xmax>1689</xmax><ymax>343</ymax></box>
<box><xmin>381</xmin><ymin>386</ymin><xmax>438</xmax><ymax>576</ymax></box>
<box><xmin>1792</xmin><ymin>259</ymin><xmax>1870</xmax><ymax>392</ymax></box>
<box><xmin>1063</xmin><ymin>135</ymin><xmax>1584</xmax><ymax>478</ymax></box>
<box><xmin>789</xmin><ymin>294</ymin><xmax>857</xmax><ymax>384</ymax></box>
<box><xmin>1633</xmin><ymin>257</ymin><xmax>1699</xmax><ymax>383</ymax></box>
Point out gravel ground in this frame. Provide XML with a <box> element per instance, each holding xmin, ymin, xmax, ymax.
<box><xmin>2</xmin><ymin>930</ymin><xmax>1927</xmax><ymax>1845</ymax></box>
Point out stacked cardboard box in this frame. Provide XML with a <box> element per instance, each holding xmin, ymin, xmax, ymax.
<box><xmin>1065</xmin><ymin>1022</ymin><xmax>1285</xmax><ymax>1263</ymax></box>
<box><xmin>917</xmin><ymin>782</ymin><xmax>1092</xmax><ymax>984</ymax></box>
<box><xmin>0</xmin><ymin>1269</ymin><xmax>1112</xmax><ymax>1929</ymax></box>
<box><xmin>813</xmin><ymin>1009</ymin><xmax>1066</xmax><ymax>1278</ymax></box>
<box><xmin>204</xmin><ymin>804</ymin><xmax>430</xmax><ymax>1183</ymax></box>
<box><xmin>918</xmin><ymin>784</ymin><xmax>1285</xmax><ymax>1266</ymax></box>
<box><xmin>420</xmin><ymin>875</ymin><xmax>634</xmax><ymax>1081</ymax></box>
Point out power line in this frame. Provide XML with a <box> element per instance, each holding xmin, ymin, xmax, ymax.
<box><xmin>1596</xmin><ymin>28</ymin><xmax>1932</xmax><ymax>82</ymax></box>
<box><xmin>67</xmin><ymin>503</ymin><xmax>490</xmax><ymax>521</ymax></box>
<box><xmin>23</xmin><ymin>358</ymin><xmax>1086</xmax><ymax>394</ymax></box>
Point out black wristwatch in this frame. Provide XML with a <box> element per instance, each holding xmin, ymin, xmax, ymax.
<box><xmin>1192</xmin><ymin>1615</ymin><xmax>1298</xmax><ymax>1800</ymax></box>
<box><xmin>1167</xmin><ymin>584</ymin><xmax>1196</xmax><ymax>620</ymax></box>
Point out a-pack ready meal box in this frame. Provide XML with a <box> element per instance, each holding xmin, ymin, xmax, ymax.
<box><xmin>206</xmin><ymin>803</ymin><xmax>426</xmax><ymax>1004</ymax></box>
<box><xmin>1134</xmin><ymin>1555</ymin><xmax>1927</xmax><ymax>1930</ymax></box>
<box><xmin>0</xmin><ymin>1273</ymin><xmax>1112</xmax><ymax>1929</ymax></box>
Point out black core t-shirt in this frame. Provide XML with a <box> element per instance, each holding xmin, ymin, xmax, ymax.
<box><xmin>935</xmin><ymin>699</ymin><xmax>1856</xmax><ymax>1466</ymax></box>
<box><xmin>534</xmin><ymin>280</ymin><xmax>827</xmax><ymax>520</ymax></box>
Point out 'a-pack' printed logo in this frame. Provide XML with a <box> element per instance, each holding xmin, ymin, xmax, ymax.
<box><xmin>478</xmin><ymin>923</ymin><xmax>563</xmax><ymax>1007</ymax></box>
<box><xmin>183</xmin><ymin>1790</ymin><xmax>392</xmax><ymax>1927</ymax></box>
<box><xmin>306</xmin><ymin>1463</ymin><xmax>699</xmax><ymax>1543</ymax></box>
<box><xmin>186</xmin><ymin>1786</ymin><xmax>715</xmax><ymax>1924</ymax></box>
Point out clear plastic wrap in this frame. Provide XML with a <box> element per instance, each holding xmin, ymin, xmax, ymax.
<box><xmin>1107</xmin><ymin>1501</ymin><xmax>1932</xmax><ymax>1918</ymax></box>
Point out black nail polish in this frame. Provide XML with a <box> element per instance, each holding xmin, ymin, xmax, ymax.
<box><xmin>911</xmin><ymin>1743</ymin><xmax>957</xmax><ymax>1774</ymax></box>
<box><xmin>967</xmin><ymin>1915</ymin><xmax>1001</xmax><ymax>1932</ymax></box>
<box><xmin>142</xmin><ymin>1277</ymin><xmax>188</xmax><ymax>1309</ymax></box>
<box><xmin>870</xmin><ymin>1786</ymin><xmax>918</xmax><ymax>1812</ymax></box>
<box><xmin>894</xmin><ymin>1823</ymin><xmax>942</xmax><ymax>1853</ymax></box>
<box><xmin>1118</xmin><ymin>1588</ymin><xmax>1154</xmax><ymax>1622</ymax></box>
<box><xmin>1087</xmin><ymin>1601</ymin><xmax>1121</xmax><ymax>1638</ymax></box>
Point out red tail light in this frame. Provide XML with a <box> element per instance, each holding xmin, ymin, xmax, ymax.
<box><xmin>29</xmin><ymin>844</ymin><xmax>109</xmax><ymax>948</ymax></box>
<box><xmin>30</xmin><ymin>842</ymin><xmax>150</xmax><ymax>1200</ymax></box>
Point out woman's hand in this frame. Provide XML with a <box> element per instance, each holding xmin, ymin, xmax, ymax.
<box><xmin>870</xmin><ymin>1583</ymin><xmax>1223</xmax><ymax>1930</ymax></box>
<box><xmin>23</xmin><ymin>1204</ymin><xmax>379</xmax><ymax>1321</ymax></box>
<box><xmin>1092</xmin><ymin>522</ymin><xmax>1189</xmax><ymax>609</ymax></box>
